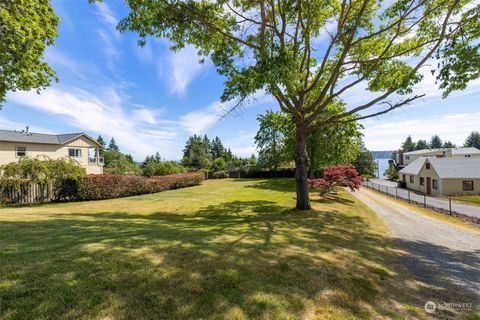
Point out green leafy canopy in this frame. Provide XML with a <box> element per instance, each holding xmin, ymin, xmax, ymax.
<box><xmin>0</xmin><ymin>0</ymin><xmax>59</xmax><ymax>106</ymax></box>
<box><xmin>116</xmin><ymin>0</ymin><xmax>479</xmax><ymax>132</ymax></box>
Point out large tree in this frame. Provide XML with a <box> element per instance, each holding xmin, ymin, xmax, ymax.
<box><xmin>0</xmin><ymin>0</ymin><xmax>59</xmax><ymax>106</ymax></box>
<box><xmin>464</xmin><ymin>131</ymin><xmax>480</xmax><ymax>149</ymax></box>
<box><xmin>415</xmin><ymin>139</ymin><xmax>428</xmax><ymax>150</ymax></box>
<box><xmin>182</xmin><ymin>135</ymin><xmax>211</xmax><ymax>169</ymax></box>
<box><xmin>255</xmin><ymin>110</ymin><xmax>288</xmax><ymax>171</ymax></box>
<box><xmin>401</xmin><ymin>136</ymin><xmax>416</xmax><ymax>152</ymax></box>
<box><xmin>352</xmin><ymin>138</ymin><xmax>377</xmax><ymax>178</ymax></box>
<box><xmin>429</xmin><ymin>135</ymin><xmax>443</xmax><ymax>148</ymax></box>
<box><xmin>118</xmin><ymin>0</ymin><xmax>480</xmax><ymax>209</ymax></box>
<box><xmin>108</xmin><ymin>137</ymin><xmax>120</xmax><ymax>152</ymax></box>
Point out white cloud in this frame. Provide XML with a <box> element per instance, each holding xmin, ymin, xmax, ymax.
<box><xmin>7</xmin><ymin>87</ymin><xmax>181</xmax><ymax>160</ymax></box>
<box><xmin>0</xmin><ymin>117</ymin><xmax>52</xmax><ymax>134</ymax></box>
<box><xmin>44</xmin><ymin>48</ymin><xmax>87</xmax><ymax>79</ymax></box>
<box><xmin>179</xmin><ymin>90</ymin><xmax>274</xmax><ymax>135</ymax></box>
<box><xmin>168</xmin><ymin>45</ymin><xmax>208</xmax><ymax>95</ymax></box>
<box><xmin>94</xmin><ymin>3</ymin><xmax>120</xmax><ymax>40</ymax></box>
<box><xmin>180</xmin><ymin>100</ymin><xmax>224</xmax><ymax>134</ymax></box>
<box><xmin>224</xmin><ymin>131</ymin><xmax>257</xmax><ymax>157</ymax></box>
<box><xmin>98</xmin><ymin>29</ymin><xmax>120</xmax><ymax>60</ymax></box>
<box><xmin>362</xmin><ymin>112</ymin><xmax>480</xmax><ymax>150</ymax></box>
<box><xmin>134</xmin><ymin>42</ymin><xmax>154</xmax><ymax>63</ymax></box>
<box><xmin>132</xmin><ymin>107</ymin><xmax>162</xmax><ymax>125</ymax></box>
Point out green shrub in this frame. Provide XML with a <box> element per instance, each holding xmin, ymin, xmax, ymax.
<box><xmin>212</xmin><ymin>157</ymin><xmax>226</xmax><ymax>171</ymax></box>
<box><xmin>0</xmin><ymin>157</ymin><xmax>86</xmax><ymax>202</ymax></box>
<box><xmin>142</xmin><ymin>161</ymin><xmax>186</xmax><ymax>177</ymax></box>
<box><xmin>384</xmin><ymin>165</ymin><xmax>398</xmax><ymax>181</ymax></box>
<box><xmin>211</xmin><ymin>170</ymin><xmax>229</xmax><ymax>179</ymax></box>
<box><xmin>77</xmin><ymin>172</ymin><xmax>203</xmax><ymax>201</ymax></box>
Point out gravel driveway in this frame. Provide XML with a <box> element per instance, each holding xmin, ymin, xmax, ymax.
<box><xmin>366</xmin><ymin>179</ymin><xmax>480</xmax><ymax>220</ymax></box>
<box><xmin>351</xmin><ymin>188</ymin><xmax>480</xmax><ymax>300</ymax></box>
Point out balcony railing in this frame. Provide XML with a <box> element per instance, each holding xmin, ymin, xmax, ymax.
<box><xmin>88</xmin><ymin>157</ymin><xmax>104</xmax><ymax>166</ymax></box>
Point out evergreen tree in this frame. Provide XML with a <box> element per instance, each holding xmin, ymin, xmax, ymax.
<box><xmin>210</xmin><ymin>136</ymin><xmax>225</xmax><ymax>159</ymax></box>
<box><xmin>182</xmin><ymin>135</ymin><xmax>210</xmax><ymax>169</ymax></box>
<box><xmin>401</xmin><ymin>136</ymin><xmax>416</xmax><ymax>152</ymax></box>
<box><xmin>202</xmin><ymin>135</ymin><xmax>212</xmax><ymax>158</ymax></box>
<box><xmin>108</xmin><ymin>138</ymin><xmax>120</xmax><ymax>152</ymax></box>
<box><xmin>464</xmin><ymin>131</ymin><xmax>480</xmax><ymax>149</ymax></box>
<box><xmin>429</xmin><ymin>135</ymin><xmax>443</xmax><ymax>148</ymax></box>
<box><xmin>224</xmin><ymin>148</ymin><xmax>233</xmax><ymax>162</ymax></box>
<box><xmin>443</xmin><ymin>141</ymin><xmax>456</xmax><ymax>148</ymax></box>
<box><xmin>352</xmin><ymin>139</ymin><xmax>378</xmax><ymax>178</ymax></box>
<box><xmin>415</xmin><ymin>139</ymin><xmax>428</xmax><ymax>150</ymax></box>
<box><xmin>96</xmin><ymin>135</ymin><xmax>106</xmax><ymax>151</ymax></box>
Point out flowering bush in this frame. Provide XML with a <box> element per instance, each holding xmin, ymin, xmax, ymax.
<box><xmin>210</xmin><ymin>170</ymin><xmax>229</xmax><ymax>179</ymax></box>
<box><xmin>77</xmin><ymin>172</ymin><xmax>203</xmax><ymax>201</ymax></box>
<box><xmin>308</xmin><ymin>165</ymin><xmax>362</xmax><ymax>196</ymax></box>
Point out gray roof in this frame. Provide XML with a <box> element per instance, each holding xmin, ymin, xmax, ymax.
<box><xmin>403</xmin><ymin>148</ymin><xmax>445</xmax><ymax>155</ymax></box>
<box><xmin>399</xmin><ymin>157</ymin><xmax>480</xmax><ymax>179</ymax></box>
<box><xmin>399</xmin><ymin>157</ymin><xmax>426</xmax><ymax>175</ymax></box>
<box><xmin>450</xmin><ymin>147</ymin><xmax>480</xmax><ymax>155</ymax></box>
<box><xmin>428</xmin><ymin>157</ymin><xmax>480</xmax><ymax>179</ymax></box>
<box><xmin>404</xmin><ymin>147</ymin><xmax>480</xmax><ymax>156</ymax></box>
<box><xmin>0</xmin><ymin>130</ymin><xmax>100</xmax><ymax>146</ymax></box>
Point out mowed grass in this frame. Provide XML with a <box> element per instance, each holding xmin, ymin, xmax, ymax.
<box><xmin>451</xmin><ymin>195</ymin><xmax>480</xmax><ymax>206</ymax></box>
<box><xmin>0</xmin><ymin>179</ymin><xmax>472</xmax><ymax>319</ymax></box>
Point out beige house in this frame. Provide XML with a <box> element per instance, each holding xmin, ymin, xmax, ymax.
<box><xmin>399</xmin><ymin>157</ymin><xmax>480</xmax><ymax>196</ymax></box>
<box><xmin>402</xmin><ymin>147</ymin><xmax>480</xmax><ymax>166</ymax></box>
<box><xmin>0</xmin><ymin>129</ymin><xmax>104</xmax><ymax>174</ymax></box>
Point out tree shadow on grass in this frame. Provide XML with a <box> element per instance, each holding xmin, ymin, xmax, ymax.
<box><xmin>238</xmin><ymin>178</ymin><xmax>296</xmax><ymax>193</ymax></box>
<box><xmin>310</xmin><ymin>193</ymin><xmax>356</xmax><ymax>205</ymax></box>
<box><xmin>1</xmin><ymin>200</ymin><xmax>479</xmax><ymax>319</ymax></box>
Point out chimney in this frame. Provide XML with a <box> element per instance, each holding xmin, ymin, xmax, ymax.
<box><xmin>25</xmin><ymin>126</ymin><xmax>29</xmax><ymax>134</ymax></box>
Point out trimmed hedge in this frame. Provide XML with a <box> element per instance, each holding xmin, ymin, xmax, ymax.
<box><xmin>77</xmin><ymin>172</ymin><xmax>203</xmax><ymax>201</ymax></box>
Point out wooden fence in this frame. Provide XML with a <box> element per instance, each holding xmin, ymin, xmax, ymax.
<box><xmin>2</xmin><ymin>182</ymin><xmax>56</xmax><ymax>205</ymax></box>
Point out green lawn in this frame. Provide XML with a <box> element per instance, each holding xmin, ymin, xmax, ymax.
<box><xmin>0</xmin><ymin>179</ymin><xmax>472</xmax><ymax>319</ymax></box>
<box><xmin>451</xmin><ymin>195</ymin><xmax>480</xmax><ymax>206</ymax></box>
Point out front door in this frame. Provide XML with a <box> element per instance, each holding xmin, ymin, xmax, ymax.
<box><xmin>426</xmin><ymin>177</ymin><xmax>431</xmax><ymax>194</ymax></box>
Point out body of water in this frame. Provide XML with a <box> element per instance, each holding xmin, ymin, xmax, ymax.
<box><xmin>375</xmin><ymin>158</ymin><xmax>390</xmax><ymax>179</ymax></box>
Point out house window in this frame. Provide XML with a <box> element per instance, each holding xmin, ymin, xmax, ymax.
<box><xmin>425</xmin><ymin>163</ymin><xmax>430</xmax><ymax>169</ymax></box>
<box><xmin>409</xmin><ymin>175</ymin><xmax>414</xmax><ymax>183</ymax></box>
<box><xmin>420</xmin><ymin>177</ymin><xmax>425</xmax><ymax>186</ymax></box>
<box><xmin>432</xmin><ymin>179</ymin><xmax>438</xmax><ymax>189</ymax></box>
<box><xmin>463</xmin><ymin>181</ymin><xmax>474</xmax><ymax>191</ymax></box>
<box><xmin>16</xmin><ymin>146</ymin><xmax>27</xmax><ymax>157</ymax></box>
<box><xmin>402</xmin><ymin>174</ymin><xmax>406</xmax><ymax>182</ymax></box>
<box><xmin>465</xmin><ymin>155</ymin><xmax>471</xmax><ymax>158</ymax></box>
<box><xmin>405</xmin><ymin>155</ymin><xmax>410</xmax><ymax>160</ymax></box>
<box><xmin>68</xmin><ymin>148</ymin><xmax>82</xmax><ymax>158</ymax></box>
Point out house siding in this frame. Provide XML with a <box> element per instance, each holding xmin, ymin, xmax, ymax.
<box><xmin>441</xmin><ymin>179</ymin><xmax>480</xmax><ymax>196</ymax></box>
<box><xmin>0</xmin><ymin>136</ymin><xmax>103</xmax><ymax>174</ymax></box>
<box><xmin>404</xmin><ymin>163</ymin><xmax>443</xmax><ymax>195</ymax></box>
<box><xmin>402</xmin><ymin>162</ymin><xmax>480</xmax><ymax>196</ymax></box>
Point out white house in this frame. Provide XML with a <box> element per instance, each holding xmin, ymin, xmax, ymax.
<box><xmin>399</xmin><ymin>157</ymin><xmax>480</xmax><ymax>196</ymax></box>
<box><xmin>401</xmin><ymin>147</ymin><xmax>480</xmax><ymax>166</ymax></box>
<box><xmin>0</xmin><ymin>129</ymin><xmax>104</xmax><ymax>174</ymax></box>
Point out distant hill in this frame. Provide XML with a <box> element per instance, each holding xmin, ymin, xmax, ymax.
<box><xmin>371</xmin><ymin>151</ymin><xmax>394</xmax><ymax>159</ymax></box>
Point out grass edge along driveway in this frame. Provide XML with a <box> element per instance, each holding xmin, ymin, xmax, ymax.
<box><xmin>0</xmin><ymin>179</ymin><xmax>477</xmax><ymax>319</ymax></box>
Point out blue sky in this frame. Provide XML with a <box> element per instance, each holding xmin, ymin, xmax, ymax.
<box><xmin>2</xmin><ymin>1</ymin><xmax>480</xmax><ymax>161</ymax></box>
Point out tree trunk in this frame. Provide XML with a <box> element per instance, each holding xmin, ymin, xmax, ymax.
<box><xmin>294</xmin><ymin>121</ymin><xmax>311</xmax><ymax>210</ymax></box>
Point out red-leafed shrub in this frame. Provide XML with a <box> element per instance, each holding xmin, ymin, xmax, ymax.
<box><xmin>308</xmin><ymin>165</ymin><xmax>362</xmax><ymax>196</ymax></box>
<box><xmin>77</xmin><ymin>172</ymin><xmax>203</xmax><ymax>201</ymax></box>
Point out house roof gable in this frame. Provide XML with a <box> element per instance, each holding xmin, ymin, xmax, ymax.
<box><xmin>0</xmin><ymin>130</ymin><xmax>101</xmax><ymax>147</ymax></box>
<box><xmin>399</xmin><ymin>157</ymin><xmax>480</xmax><ymax>179</ymax></box>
